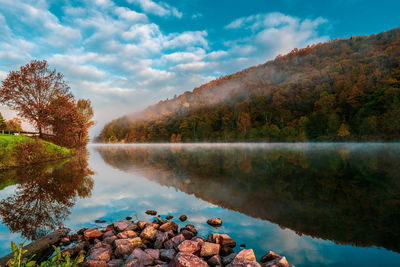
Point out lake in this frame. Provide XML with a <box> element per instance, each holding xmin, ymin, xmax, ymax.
<box><xmin>0</xmin><ymin>143</ymin><xmax>399</xmax><ymax>266</ymax></box>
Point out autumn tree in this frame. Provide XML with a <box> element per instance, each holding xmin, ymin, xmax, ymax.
<box><xmin>0</xmin><ymin>60</ymin><xmax>72</xmax><ymax>137</ymax></box>
<box><xmin>0</xmin><ymin>112</ymin><xmax>6</xmax><ymax>130</ymax></box>
<box><xmin>5</xmin><ymin>117</ymin><xmax>23</xmax><ymax>131</ymax></box>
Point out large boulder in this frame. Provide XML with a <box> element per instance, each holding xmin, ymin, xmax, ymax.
<box><xmin>159</xmin><ymin>220</ymin><xmax>178</xmax><ymax>232</ymax></box>
<box><xmin>177</xmin><ymin>240</ymin><xmax>201</xmax><ymax>254</ymax></box>
<box><xmin>126</xmin><ymin>248</ymin><xmax>154</xmax><ymax>266</ymax></box>
<box><xmin>235</xmin><ymin>249</ymin><xmax>257</xmax><ymax>262</ymax></box>
<box><xmin>175</xmin><ymin>252</ymin><xmax>208</xmax><ymax>267</ymax></box>
<box><xmin>86</xmin><ymin>247</ymin><xmax>112</xmax><ymax>262</ymax></box>
<box><xmin>84</xmin><ymin>229</ymin><xmax>103</xmax><ymax>239</ymax></box>
<box><xmin>200</xmin><ymin>242</ymin><xmax>220</xmax><ymax>257</ymax></box>
<box><xmin>260</xmin><ymin>251</ymin><xmax>281</xmax><ymax>263</ymax></box>
<box><xmin>261</xmin><ymin>256</ymin><xmax>289</xmax><ymax>267</ymax></box>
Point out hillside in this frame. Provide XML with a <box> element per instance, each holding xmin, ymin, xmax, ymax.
<box><xmin>99</xmin><ymin>27</ymin><xmax>400</xmax><ymax>142</ymax></box>
<box><xmin>0</xmin><ymin>134</ymin><xmax>71</xmax><ymax>169</ymax></box>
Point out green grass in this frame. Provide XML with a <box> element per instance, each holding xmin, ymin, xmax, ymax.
<box><xmin>0</xmin><ymin>134</ymin><xmax>72</xmax><ymax>169</ymax></box>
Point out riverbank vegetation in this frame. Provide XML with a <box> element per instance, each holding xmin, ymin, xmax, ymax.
<box><xmin>99</xmin><ymin>27</ymin><xmax>400</xmax><ymax>143</ymax></box>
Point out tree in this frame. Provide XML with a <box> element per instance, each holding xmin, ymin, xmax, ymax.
<box><xmin>0</xmin><ymin>112</ymin><xmax>6</xmax><ymax>130</ymax></box>
<box><xmin>5</xmin><ymin>118</ymin><xmax>23</xmax><ymax>131</ymax></box>
<box><xmin>0</xmin><ymin>60</ymin><xmax>72</xmax><ymax>137</ymax></box>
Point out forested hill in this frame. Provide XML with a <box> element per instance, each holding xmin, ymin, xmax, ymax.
<box><xmin>99</xmin><ymin>27</ymin><xmax>400</xmax><ymax>143</ymax></box>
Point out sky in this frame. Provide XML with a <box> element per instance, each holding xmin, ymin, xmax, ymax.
<box><xmin>0</xmin><ymin>0</ymin><xmax>399</xmax><ymax>136</ymax></box>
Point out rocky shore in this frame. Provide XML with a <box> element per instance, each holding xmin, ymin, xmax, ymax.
<box><xmin>59</xmin><ymin>216</ymin><xmax>293</xmax><ymax>267</ymax></box>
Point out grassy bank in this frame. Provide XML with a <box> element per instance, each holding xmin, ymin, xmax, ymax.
<box><xmin>0</xmin><ymin>134</ymin><xmax>72</xmax><ymax>170</ymax></box>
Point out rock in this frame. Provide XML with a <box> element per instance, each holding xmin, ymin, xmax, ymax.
<box><xmin>137</xmin><ymin>221</ymin><xmax>152</xmax><ymax>230</ymax></box>
<box><xmin>125</xmin><ymin>224</ymin><xmax>139</xmax><ymax>231</ymax></box>
<box><xmin>174</xmin><ymin>252</ymin><xmax>208</xmax><ymax>267</ymax></box>
<box><xmin>208</xmin><ymin>233</ymin><xmax>236</xmax><ymax>247</ymax></box>
<box><xmin>103</xmin><ymin>230</ymin><xmax>115</xmax><ymax>238</ymax></box>
<box><xmin>145</xmin><ymin>248</ymin><xmax>160</xmax><ymax>260</ymax></box>
<box><xmin>146</xmin><ymin>210</ymin><xmax>157</xmax><ymax>215</ymax></box>
<box><xmin>154</xmin><ymin>260</ymin><xmax>168</xmax><ymax>265</ymax></box>
<box><xmin>160</xmin><ymin>249</ymin><xmax>176</xmax><ymax>262</ymax></box>
<box><xmin>207</xmin><ymin>218</ymin><xmax>222</xmax><ymax>227</ymax></box>
<box><xmin>159</xmin><ymin>221</ymin><xmax>178</xmax><ymax>232</ymax></box>
<box><xmin>62</xmin><ymin>241</ymin><xmax>87</xmax><ymax>258</ymax></box>
<box><xmin>191</xmin><ymin>236</ymin><xmax>205</xmax><ymax>244</ymax></box>
<box><xmin>222</xmin><ymin>253</ymin><xmax>236</xmax><ymax>265</ymax></box>
<box><xmin>113</xmin><ymin>221</ymin><xmax>133</xmax><ymax>232</ymax></box>
<box><xmin>84</xmin><ymin>229</ymin><xmax>103</xmax><ymax>239</ymax></box>
<box><xmin>126</xmin><ymin>216</ymin><xmax>132</xmax><ymax>220</ymax></box>
<box><xmin>208</xmin><ymin>255</ymin><xmax>222</xmax><ymax>266</ymax></box>
<box><xmin>232</xmin><ymin>259</ymin><xmax>261</xmax><ymax>267</ymax></box>
<box><xmin>127</xmin><ymin>248</ymin><xmax>154</xmax><ymax>266</ymax></box>
<box><xmin>78</xmin><ymin>228</ymin><xmax>88</xmax><ymax>235</ymax></box>
<box><xmin>154</xmin><ymin>230</ymin><xmax>173</xmax><ymax>249</ymax></box>
<box><xmin>181</xmin><ymin>230</ymin><xmax>195</xmax><ymax>240</ymax></box>
<box><xmin>200</xmin><ymin>242</ymin><xmax>220</xmax><ymax>257</ymax></box>
<box><xmin>103</xmin><ymin>236</ymin><xmax>117</xmax><ymax>245</ymax></box>
<box><xmin>127</xmin><ymin>237</ymin><xmax>145</xmax><ymax>248</ymax></box>
<box><xmin>240</xmin><ymin>244</ymin><xmax>246</xmax><ymax>248</ymax></box>
<box><xmin>164</xmin><ymin>234</ymin><xmax>185</xmax><ymax>249</ymax></box>
<box><xmin>165</xmin><ymin>215</ymin><xmax>173</xmax><ymax>220</ymax></box>
<box><xmin>235</xmin><ymin>249</ymin><xmax>256</xmax><ymax>262</ymax></box>
<box><xmin>179</xmin><ymin>215</ymin><xmax>187</xmax><ymax>222</ymax></box>
<box><xmin>220</xmin><ymin>245</ymin><xmax>234</xmax><ymax>256</ymax></box>
<box><xmin>117</xmin><ymin>230</ymin><xmax>137</xmax><ymax>239</ymax></box>
<box><xmin>124</xmin><ymin>258</ymin><xmax>139</xmax><ymax>267</ymax></box>
<box><xmin>114</xmin><ymin>238</ymin><xmax>143</xmax><ymax>257</ymax></box>
<box><xmin>140</xmin><ymin>225</ymin><xmax>158</xmax><ymax>241</ymax></box>
<box><xmin>87</xmin><ymin>247</ymin><xmax>112</xmax><ymax>262</ymax></box>
<box><xmin>260</xmin><ymin>251</ymin><xmax>281</xmax><ymax>263</ymax></box>
<box><xmin>60</xmin><ymin>237</ymin><xmax>71</xmax><ymax>246</ymax></box>
<box><xmin>95</xmin><ymin>220</ymin><xmax>106</xmax><ymax>223</ymax></box>
<box><xmin>178</xmin><ymin>240</ymin><xmax>201</xmax><ymax>254</ymax></box>
<box><xmin>107</xmin><ymin>259</ymin><xmax>123</xmax><ymax>267</ymax></box>
<box><xmin>82</xmin><ymin>260</ymin><xmax>107</xmax><ymax>267</ymax></box>
<box><xmin>180</xmin><ymin>224</ymin><xmax>197</xmax><ymax>235</ymax></box>
<box><xmin>156</xmin><ymin>216</ymin><xmax>166</xmax><ymax>224</ymax></box>
<box><xmin>261</xmin><ymin>257</ymin><xmax>289</xmax><ymax>267</ymax></box>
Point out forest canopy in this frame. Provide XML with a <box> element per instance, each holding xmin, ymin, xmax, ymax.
<box><xmin>99</xmin><ymin>27</ymin><xmax>400</xmax><ymax>143</ymax></box>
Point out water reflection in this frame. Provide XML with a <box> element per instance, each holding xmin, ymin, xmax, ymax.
<box><xmin>0</xmin><ymin>152</ymin><xmax>94</xmax><ymax>240</ymax></box>
<box><xmin>96</xmin><ymin>144</ymin><xmax>400</xmax><ymax>253</ymax></box>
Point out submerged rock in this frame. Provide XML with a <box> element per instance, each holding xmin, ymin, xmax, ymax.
<box><xmin>146</xmin><ymin>210</ymin><xmax>157</xmax><ymax>215</ymax></box>
<box><xmin>179</xmin><ymin>215</ymin><xmax>188</xmax><ymax>222</ymax></box>
<box><xmin>207</xmin><ymin>218</ymin><xmax>222</xmax><ymax>227</ymax></box>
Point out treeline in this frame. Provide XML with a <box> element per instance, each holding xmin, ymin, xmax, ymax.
<box><xmin>99</xmin><ymin>27</ymin><xmax>400</xmax><ymax>142</ymax></box>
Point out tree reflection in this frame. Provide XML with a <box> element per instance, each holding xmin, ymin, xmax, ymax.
<box><xmin>97</xmin><ymin>144</ymin><xmax>400</xmax><ymax>253</ymax></box>
<box><xmin>0</xmin><ymin>152</ymin><xmax>94</xmax><ymax>240</ymax></box>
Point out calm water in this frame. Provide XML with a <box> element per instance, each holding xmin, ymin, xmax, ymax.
<box><xmin>0</xmin><ymin>143</ymin><xmax>399</xmax><ymax>266</ymax></box>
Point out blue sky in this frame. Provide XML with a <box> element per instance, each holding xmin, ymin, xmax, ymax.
<box><xmin>0</xmin><ymin>0</ymin><xmax>399</xmax><ymax>135</ymax></box>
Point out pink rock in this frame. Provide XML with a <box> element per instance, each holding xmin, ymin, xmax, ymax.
<box><xmin>232</xmin><ymin>259</ymin><xmax>261</xmax><ymax>267</ymax></box>
<box><xmin>177</xmin><ymin>240</ymin><xmax>201</xmax><ymax>254</ymax></box>
<box><xmin>84</xmin><ymin>228</ymin><xmax>103</xmax><ymax>239</ymax></box>
<box><xmin>113</xmin><ymin>221</ymin><xmax>133</xmax><ymax>232</ymax></box>
<box><xmin>175</xmin><ymin>252</ymin><xmax>208</xmax><ymax>267</ymax></box>
<box><xmin>103</xmin><ymin>236</ymin><xmax>117</xmax><ymax>245</ymax></box>
<box><xmin>107</xmin><ymin>259</ymin><xmax>123</xmax><ymax>267</ymax></box>
<box><xmin>87</xmin><ymin>247</ymin><xmax>112</xmax><ymax>262</ymax></box>
<box><xmin>159</xmin><ymin>221</ymin><xmax>178</xmax><ymax>232</ymax></box>
<box><xmin>117</xmin><ymin>230</ymin><xmax>137</xmax><ymax>239</ymax></box>
<box><xmin>127</xmin><ymin>248</ymin><xmax>154</xmax><ymax>266</ymax></box>
<box><xmin>235</xmin><ymin>249</ymin><xmax>256</xmax><ymax>262</ymax></box>
<box><xmin>200</xmin><ymin>242</ymin><xmax>220</xmax><ymax>257</ymax></box>
<box><xmin>103</xmin><ymin>230</ymin><xmax>115</xmax><ymax>238</ymax></box>
<box><xmin>145</xmin><ymin>248</ymin><xmax>160</xmax><ymax>260</ymax></box>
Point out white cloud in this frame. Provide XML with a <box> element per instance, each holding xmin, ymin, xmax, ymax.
<box><xmin>128</xmin><ymin>0</ymin><xmax>183</xmax><ymax>18</ymax></box>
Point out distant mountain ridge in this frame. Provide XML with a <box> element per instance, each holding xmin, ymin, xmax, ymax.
<box><xmin>99</xmin><ymin>27</ymin><xmax>400</xmax><ymax>142</ymax></box>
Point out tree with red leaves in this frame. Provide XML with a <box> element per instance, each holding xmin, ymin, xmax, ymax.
<box><xmin>0</xmin><ymin>60</ymin><xmax>72</xmax><ymax>137</ymax></box>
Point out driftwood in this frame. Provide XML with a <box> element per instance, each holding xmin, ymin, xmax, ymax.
<box><xmin>0</xmin><ymin>229</ymin><xmax>69</xmax><ymax>266</ymax></box>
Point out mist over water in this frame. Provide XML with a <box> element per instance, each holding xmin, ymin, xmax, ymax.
<box><xmin>0</xmin><ymin>143</ymin><xmax>399</xmax><ymax>266</ymax></box>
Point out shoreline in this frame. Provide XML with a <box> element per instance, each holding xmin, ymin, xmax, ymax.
<box><xmin>2</xmin><ymin>216</ymin><xmax>294</xmax><ymax>267</ymax></box>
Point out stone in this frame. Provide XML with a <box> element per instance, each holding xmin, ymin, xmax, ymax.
<box><xmin>235</xmin><ymin>249</ymin><xmax>256</xmax><ymax>262</ymax></box>
<box><xmin>95</xmin><ymin>220</ymin><xmax>106</xmax><ymax>223</ymax></box>
<box><xmin>179</xmin><ymin>215</ymin><xmax>187</xmax><ymax>222</ymax></box>
<box><xmin>155</xmin><ymin>231</ymin><xmax>172</xmax><ymax>249</ymax></box>
<box><xmin>260</xmin><ymin>251</ymin><xmax>281</xmax><ymax>263</ymax></box>
<box><xmin>117</xmin><ymin>230</ymin><xmax>137</xmax><ymax>239</ymax></box>
<box><xmin>137</xmin><ymin>221</ymin><xmax>152</xmax><ymax>230</ymax></box>
<box><xmin>160</xmin><ymin>249</ymin><xmax>176</xmax><ymax>262</ymax></box>
<box><xmin>84</xmin><ymin>228</ymin><xmax>103</xmax><ymax>239</ymax></box>
<box><xmin>146</xmin><ymin>210</ymin><xmax>157</xmax><ymax>215</ymax></box>
<box><xmin>165</xmin><ymin>215</ymin><xmax>173</xmax><ymax>220</ymax></box>
<box><xmin>145</xmin><ymin>248</ymin><xmax>160</xmax><ymax>260</ymax></box>
<box><xmin>126</xmin><ymin>216</ymin><xmax>132</xmax><ymax>220</ymax></box>
<box><xmin>114</xmin><ymin>239</ymin><xmax>134</xmax><ymax>257</ymax></box>
<box><xmin>181</xmin><ymin>230</ymin><xmax>195</xmax><ymax>240</ymax></box>
<box><xmin>103</xmin><ymin>230</ymin><xmax>115</xmax><ymax>238</ymax></box>
<box><xmin>113</xmin><ymin>221</ymin><xmax>133</xmax><ymax>232</ymax></box>
<box><xmin>240</xmin><ymin>244</ymin><xmax>246</xmax><ymax>248</ymax></box>
<box><xmin>181</xmin><ymin>224</ymin><xmax>197</xmax><ymax>235</ymax></box>
<box><xmin>200</xmin><ymin>242</ymin><xmax>220</xmax><ymax>257</ymax></box>
<box><xmin>103</xmin><ymin>236</ymin><xmax>117</xmax><ymax>245</ymax></box>
<box><xmin>159</xmin><ymin>221</ymin><xmax>178</xmax><ymax>232</ymax></box>
<box><xmin>207</xmin><ymin>233</ymin><xmax>236</xmax><ymax>247</ymax></box>
<box><xmin>87</xmin><ymin>247</ymin><xmax>112</xmax><ymax>262</ymax></box>
<box><xmin>125</xmin><ymin>224</ymin><xmax>139</xmax><ymax>231</ymax></box>
<box><xmin>127</xmin><ymin>248</ymin><xmax>154</xmax><ymax>266</ymax></box>
<box><xmin>127</xmin><ymin>237</ymin><xmax>144</xmax><ymax>248</ymax></box>
<box><xmin>174</xmin><ymin>252</ymin><xmax>208</xmax><ymax>267</ymax></box>
<box><xmin>140</xmin><ymin>225</ymin><xmax>158</xmax><ymax>241</ymax></box>
<box><xmin>124</xmin><ymin>258</ymin><xmax>140</xmax><ymax>267</ymax></box>
<box><xmin>62</xmin><ymin>242</ymin><xmax>87</xmax><ymax>258</ymax></box>
<box><xmin>261</xmin><ymin>257</ymin><xmax>289</xmax><ymax>267</ymax></box>
<box><xmin>207</xmin><ymin>255</ymin><xmax>222</xmax><ymax>266</ymax></box>
<box><xmin>177</xmin><ymin>240</ymin><xmax>201</xmax><ymax>254</ymax></box>
<box><xmin>107</xmin><ymin>259</ymin><xmax>123</xmax><ymax>267</ymax></box>
<box><xmin>82</xmin><ymin>260</ymin><xmax>107</xmax><ymax>267</ymax></box>
<box><xmin>207</xmin><ymin>218</ymin><xmax>222</xmax><ymax>227</ymax></box>
<box><xmin>164</xmin><ymin>234</ymin><xmax>185</xmax><ymax>249</ymax></box>
<box><xmin>191</xmin><ymin>236</ymin><xmax>205</xmax><ymax>246</ymax></box>
<box><xmin>220</xmin><ymin>246</ymin><xmax>234</xmax><ymax>256</ymax></box>
<box><xmin>222</xmin><ymin>253</ymin><xmax>236</xmax><ymax>265</ymax></box>
<box><xmin>232</xmin><ymin>259</ymin><xmax>261</xmax><ymax>267</ymax></box>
